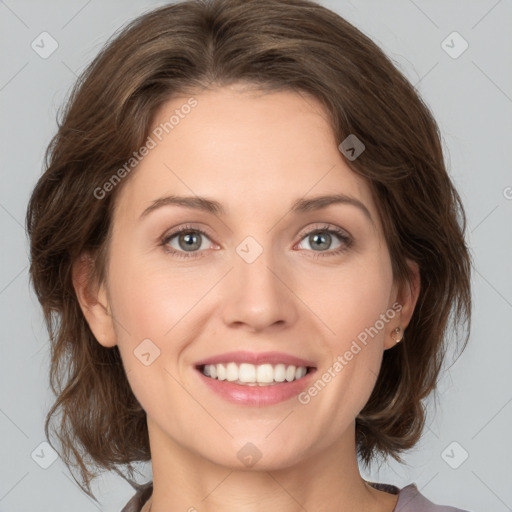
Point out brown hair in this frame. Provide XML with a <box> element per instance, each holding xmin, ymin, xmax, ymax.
<box><xmin>26</xmin><ymin>0</ymin><xmax>471</xmax><ymax>500</ymax></box>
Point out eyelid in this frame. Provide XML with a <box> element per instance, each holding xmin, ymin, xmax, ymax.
<box><xmin>294</xmin><ymin>222</ymin><xmax>352</xmax><ymax>243</ymax></box>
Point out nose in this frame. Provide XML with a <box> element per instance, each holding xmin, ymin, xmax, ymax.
<box><xmin>220</xmin><ymin>245</ymin><xmax>299</xmax><ymax>333</ymax></box>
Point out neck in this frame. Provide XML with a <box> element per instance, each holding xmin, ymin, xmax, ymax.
<box><xmin>144</xmin><ymin>417</ymin><xmax>396</xmax><ymax>512</ymax></box>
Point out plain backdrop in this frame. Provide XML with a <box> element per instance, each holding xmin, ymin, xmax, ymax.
<box><xmin>1</xmin><ymin>1</ymin><xmax>511</xmax><ymax>511</ymax></box>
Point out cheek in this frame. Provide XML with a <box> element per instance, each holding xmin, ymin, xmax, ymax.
<box><xmin>305</xmin><ymin>254</ymin><xmax>394</xmax><ymax>350</ymax></box>
<box><xmin>105</xmin><ymin>255</ymin><xmax>214</xmax><ymax>435</ymax></box>
<box><xmin>301</xmin><ymin>253</ymin><xmax>393</xmax><ymax>413</ymax></box>
<box><xmin>107</xmin><ymin>247</ymin><xmax>216</xmax><ymax>342</ymax></box>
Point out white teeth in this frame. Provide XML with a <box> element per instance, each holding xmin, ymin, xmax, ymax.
<box><xmin>295</xmin><ymin>366</ymin><xmax>307</xmax><ymax>379</ymax></box>
<box><xmin>201</xmin><ymin>362</ymin><xmax>309</xmax><ymax>385</ymax></box>
<box><xmin>226</xmin><ymin>362</ymin><xmax>238</xmax><ymax>382</ymax></box>
<box><xmin>217</xmin><ymin>364</ymin><xmax>226</xmax><ymax>381</ymax></box>
<box><xmin>285</xmin><ymin>365</ymin><xmax>296</xmax><ymax>382</ymax></box>
<box><xmin>274</xmin><ymin>364</ymin><xmax>286</xmax><ymax>382</ymax></box>
<box><xmin>239</xmin><ymin>363</ymin><xmax>256</xmax><ymax>383</ymax></box>
<box><xmin>257</xmin><ymin>364</ymin><xmax>274</xmax><ymax>383</ymax></box>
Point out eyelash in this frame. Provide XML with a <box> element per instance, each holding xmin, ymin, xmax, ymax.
<box><xmin>160</xmin><ymin>223</ymin><xmax>352</xmax><ymax>259</ymax></box>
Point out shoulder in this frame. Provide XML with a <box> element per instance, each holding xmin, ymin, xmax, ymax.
<box><xmin>120</xmin><ymin>481</ymin><xmax>153</xmax><ymax>512</ymax></box>
<box><xmin>122</xmin><ymin>481</ymin><xmax>471</xmax><ymax>512</ymax></box>
<box><xmin>396</xmin><ymin>483</ymin><xmax>471</xmax><ymax>512</ymax></box>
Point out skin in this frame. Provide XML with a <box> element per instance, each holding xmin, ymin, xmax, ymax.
<box><xmin>74</xmin><ymin>84</ymin><xmax>420</xmax><ymax>512</ymax></box>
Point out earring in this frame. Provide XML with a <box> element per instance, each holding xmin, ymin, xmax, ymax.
<box><xmin>391</xmin><ymin>326</ymin><xmax>403</xmax><ymax>343</ymax></box>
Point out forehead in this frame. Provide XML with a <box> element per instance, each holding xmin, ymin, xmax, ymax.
<box><xmin>113</xmin><ymin>85</ymin><xmax>378</xmax><ymax>226</ymax></box>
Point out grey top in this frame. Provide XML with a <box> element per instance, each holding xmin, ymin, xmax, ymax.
<box><xmin>121</xmin><ymin>481</ymin><xmax>471</xmax><ymax>511</ymax></box>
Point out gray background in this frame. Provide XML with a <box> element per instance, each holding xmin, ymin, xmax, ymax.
<box><xmin>1</xmin><ymin>0</ymin><xmax>511</xmax><ymax>511</ymax></box>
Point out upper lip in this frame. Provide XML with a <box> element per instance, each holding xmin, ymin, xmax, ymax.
<box><xmin>195</xmin><ymin>351</ymin><xmax>316</xmax><ymax>368</ymax></box>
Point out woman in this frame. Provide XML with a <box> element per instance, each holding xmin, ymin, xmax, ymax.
<box><xmin>26</xmin><ymin>0</ymin><xmax>472</xmax><ymax>510</ymax></box>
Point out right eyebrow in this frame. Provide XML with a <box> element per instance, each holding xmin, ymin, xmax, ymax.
<box><xmin>289</xmin><ymin>193</ymin><xmax>374</xmax><ymax>225</ymax></box>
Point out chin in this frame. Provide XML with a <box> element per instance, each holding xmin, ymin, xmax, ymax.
<box><xmin>198</xmin><ymin>437</ymin><xmax>309</xmax><ymax>472</ymax></box>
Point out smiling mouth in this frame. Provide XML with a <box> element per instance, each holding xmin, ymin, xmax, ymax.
<box><xmin>197</xmin><ymin>362</ymin><xmax>315</xmax><ymax>386</ymax></box>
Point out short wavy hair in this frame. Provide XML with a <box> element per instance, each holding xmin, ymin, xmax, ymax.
<box><xmin>26</xmin><ymin>0</ymin><xmax>471</xmax><ymax>500</ymax></box>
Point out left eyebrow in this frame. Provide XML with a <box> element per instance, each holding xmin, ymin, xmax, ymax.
<box><xmin>139</xmin><ymin>195</ymin><xmax>226</xmax><ymax>219</ymax></box>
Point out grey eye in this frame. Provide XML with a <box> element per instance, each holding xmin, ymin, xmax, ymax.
<box><xmin>178</xmin><ymin>232</ymin><xmax>202</xmax><ymax>251</ymax></box>
<box><xmin>166</xmin><ymin>230</ymin><xmax>211</xmax><ymax>252</ymax></box>
<box><xmin>297</xmin><ymin>230</ymin><xmax>344</xmax><ymax>252</ymax></box>
<box><xmin>309</xmin><ymin>232</ymin><xmax>332</xmax><ymax>251</ymax></box>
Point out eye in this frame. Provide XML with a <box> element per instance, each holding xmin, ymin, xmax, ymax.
<box><xmin>160</xmin><ymin>223</ymin><xmax>352</xmax><ymax>259</ymax></box>
<box><xmin>296</xmin><ymin>224</ymin><xmax>352</xmax><ymax>257</ymax></box>
<box><xmin>161</xmin><ymin>225</ymin><xmax>215</xmax><ymax>258</ymax></box>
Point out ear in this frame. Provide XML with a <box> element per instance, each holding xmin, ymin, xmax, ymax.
<box><xmin>72</xmin><ymin>253</ymin><xmax>117</xmax><ymax>348</ymax></box>
<box><xmin>384</xmin><ymin>258</ymin><xmax>421</xmax><ymax>349</ymax></box>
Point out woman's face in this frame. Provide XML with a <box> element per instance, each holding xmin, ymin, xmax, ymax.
<box><xmin>86</xmin><ymin>85</ymin><xmax>416</xmax><ymax>470</ymax></box>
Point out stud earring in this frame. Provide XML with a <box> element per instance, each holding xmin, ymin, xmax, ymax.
<box><xmin>391</xmin><ymin>326</ymin><xmax>403</xmax><ymax>343</ymax></box>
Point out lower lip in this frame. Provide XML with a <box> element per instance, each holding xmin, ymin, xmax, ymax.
<box><xmin>196</xmin><ymin>368</ymin><xmax>316</xmax><ymax>406</ymax></box>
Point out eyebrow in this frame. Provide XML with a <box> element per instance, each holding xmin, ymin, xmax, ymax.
<box><xmin>139</xmin><ymin>193</ymin><xmax>374</xmax><ymax>224</ymax></box>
